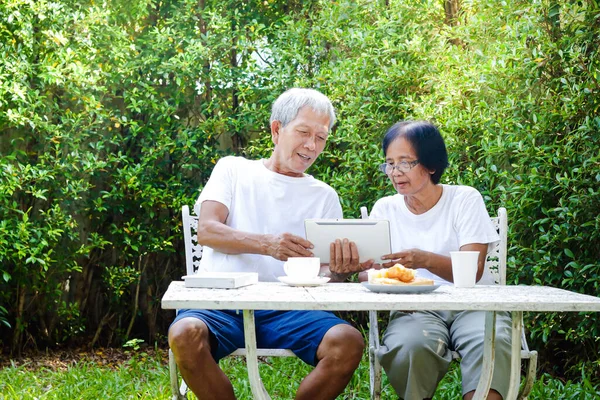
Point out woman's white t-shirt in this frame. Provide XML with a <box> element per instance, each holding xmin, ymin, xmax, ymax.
<box><xmin>370</xmin><ymin>184</ymin><xmax>499</xmax><ymax>285</ymax></box>
<box><xmin>196</xmin><ymin>156</ymin><xmax>343</xmax><ymax>281</ymax></box>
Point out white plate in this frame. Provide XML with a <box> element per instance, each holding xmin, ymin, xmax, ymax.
<box><xmin>277</xmin><ymin>276</ymin><xmax>330</xmax><ymax>287</ymax></box>
<box><xmin>361</xmin><ymin>282</ymin><xmax>441</xmax><ymax>294</ymax></box>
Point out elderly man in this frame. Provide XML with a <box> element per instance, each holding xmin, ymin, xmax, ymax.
<box><xmin>168</xmin><ymin>88</ymin><xmax>368</xmax><ymax>400</ymax></box>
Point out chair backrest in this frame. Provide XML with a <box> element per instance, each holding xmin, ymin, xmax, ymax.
<box><xmin>182</xmin><ymin>205</ymin><xmax>203</xmax><ymax>276</ymax></box>
<box><xmin>183</xmin><ymin>204</ymin><xmax>508</xmax><ymax>284</ymax></box>
<box><xmin>361</xmin><ymin>206</ymin><xmax>508</xmax><ymax>285</ymax></box>
<box><xmin>487</xmin><ymin>207</ymin><xmax>508</xmax><ymax>285</ymax></box>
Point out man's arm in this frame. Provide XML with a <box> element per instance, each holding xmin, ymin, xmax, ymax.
<box><xmin>197</xmin><ymin>200</ymin><xmax>315</xmax><ymax>261</ymax></box>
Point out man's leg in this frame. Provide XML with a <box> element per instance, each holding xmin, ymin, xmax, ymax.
<box><xmin>295</xmin><ymin>323</ymin><xmax>364</xmax><ymax>400</ymax></box>
<box><xmin>168</xmin><ymin>310</ymin><xmax>244</xmax><ymax>400</ymax></box>
<box><xmin>255</xmin><ymin>310</ymin><xmax>364</xmax><ymax>400</ymax></box>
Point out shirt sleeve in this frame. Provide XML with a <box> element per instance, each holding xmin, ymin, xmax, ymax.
<box><xmin>455</xmin><ymin>189</ymin><xmax>500</xmax><ymax>248</ymax></box>
<box><xmin>369</xmin><ymin>198</ymin><xmax>385</xmax><ymax>220</ymax></box>
<box><xmin>322</xmin><ymin>190</ymin><xmax>343</xmax><ymax>219</ymax></box>
<box><xmin>196</xmin><ymin>157</ymin><xmax>235</xmax><ymax>213</ymax></box>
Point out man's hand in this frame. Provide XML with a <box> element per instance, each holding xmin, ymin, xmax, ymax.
<box><xmin>380</xmin><ymin>248</ymin><xmax>431</xmax><ymax>269</ymax></box>
<box><xmin>329</xmin><ymin>238</ymin><xmax>374</xmax><ymax>275</ymax></box>
<box><xmin>265</xmin><ymin>233</ymin><xmax>314</xmax><ymax>261</ymax></box>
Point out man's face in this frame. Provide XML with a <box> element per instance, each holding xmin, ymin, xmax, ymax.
<box><xmin>270</xmin><ymin>107</ymin><xmax>330</xmax><ymax>177</ymax></box>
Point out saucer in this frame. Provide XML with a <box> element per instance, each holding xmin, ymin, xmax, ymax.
<box><xmin>277</xmin><ymin>276</ymin><xmax>330</xmax><ymax>287</ymax></box>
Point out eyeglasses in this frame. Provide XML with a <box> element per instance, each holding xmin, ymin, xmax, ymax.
<box><xmin>378</xmin><ymin>160</ymin><xmax>420</xmax><ymax>174</ymax></box>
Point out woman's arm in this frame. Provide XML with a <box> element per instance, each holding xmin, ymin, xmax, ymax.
<box><xmin>379</xmin><ymin>243</ymin><xmax>488</xmax><ymax>282</ymax></box>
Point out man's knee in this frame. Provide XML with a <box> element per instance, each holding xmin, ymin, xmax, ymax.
<box><xmin>169</xmin><ymin>317</ymin><xmax>212</xmax><ymax>361</ymax></box>
<box><xmin>320</xmin><ymin>324</ymin><xmax>365</xmax><ymax>368</ymax></box>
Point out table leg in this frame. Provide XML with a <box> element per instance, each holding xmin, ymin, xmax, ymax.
<box><xmin>368</xmin><ymin>310</ymin><xmax>382</xmax><ymax>400</ymax></box>
<box><xmin>505</xmin><ymin>311</ymin><xmax>523</xmax><ymax>400</ymax></box>
<box><xmin>473</xmin><ymin>311</ymin><xmax>496</xmax><ymax>400</ymax></box>
<box><xmin>243</xmin><ymin>310</ymin><xmax>271</xmax><ymax>400</ymax></box>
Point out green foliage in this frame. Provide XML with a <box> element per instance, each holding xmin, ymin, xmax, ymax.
<box><xmin>103</xmin><ymin>266</ymin><xmax>140</xmax><ymax>306</ymax></box>
<box><xmin>1</xmin><ymin>0</ymin><xmax>599</xmax><ymax>383</ymax></box>
<box><xmin>55</xmin><ymin>300</ymin><xmax>86</xmax><ymax>343</ymax></box>
<box><xmin>0</xmin><ymin>305</ymin><xmax>10</xmax><ymax>329</ymax></box>
<box><xmin>245</xmin><ymin>0</ymin><xmax>600</xmax><ymax>379</ymax></box>
<box><xmin>414</xmin><ymin>0</ymin><xmax>600</xmax><ymax>377</ymax></box>
<box><xmin>123</xmin><ymin>338</ymin><xmax>145</xmax><ymax>352</ymax></box>
<box><xmin>0</xmin><ymin>0</ymin><xmax>229</xmax><ymax>349</ymax></box>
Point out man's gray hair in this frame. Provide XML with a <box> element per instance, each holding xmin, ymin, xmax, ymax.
<box><xmin>270</xmin><ymin>88</ymin><xmax>336</xmax><ymax>130</ymax></box>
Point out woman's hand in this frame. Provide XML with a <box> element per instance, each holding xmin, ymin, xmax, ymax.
<box><xmin>380</xmin><ymin>248</ymin><xmax>431</xmax><ymax>269</ymax></box>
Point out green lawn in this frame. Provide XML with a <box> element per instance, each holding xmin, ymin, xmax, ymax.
<box><xmin>0</xmin><ymin>348</ymin><xmax>598</xmax><ymax>399</ymax></box>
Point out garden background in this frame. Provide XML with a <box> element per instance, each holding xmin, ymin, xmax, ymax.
<box><xmin>1</xmin><ymin>0</ymin><xmax>599</xmax><ymax>392</ymax></box>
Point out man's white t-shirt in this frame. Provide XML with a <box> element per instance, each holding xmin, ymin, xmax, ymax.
<box><xmin>370</xmin><ymin>184</ymin><xmax>499</xmax><ymax>285</ymax></box>
<box><xmin>196</xmin><ymin>156</ymin><xmax>343</xmax><ymax>281</ymax></box>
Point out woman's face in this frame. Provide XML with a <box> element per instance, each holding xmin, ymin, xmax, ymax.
<box><xmin>385</xmin><ymin>136</ymin><xmax>435</xmax><ymax>197</ymax></box>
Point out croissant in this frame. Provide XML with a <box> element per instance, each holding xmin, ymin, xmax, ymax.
<box><xmin>368</xmin><ymin>264</ymin><xmax>434</xmax><ymax>286</ymax></box>
<box><xmin>385</xmin><ymin>264</ymin><xmax>416</xmax><ymax>282</ymax></box>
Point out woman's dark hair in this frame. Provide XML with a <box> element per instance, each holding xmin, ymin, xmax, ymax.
<box><xmin>382</xmin><ymin>120</ymin><xmax>449</xmax><ymax>184</ymax></box>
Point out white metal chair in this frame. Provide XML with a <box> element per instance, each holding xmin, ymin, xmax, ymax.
<box><xmin>363</xmin><ymin>207</ymin><xmax>538</xmax><ymax>400</ymax></box>
<box><xmin>168</xmin><ymin>204</ymin><xmax>296</xmax><ymax>400</ymax></box>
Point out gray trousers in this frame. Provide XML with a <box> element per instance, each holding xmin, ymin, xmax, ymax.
<box><xmin>377</xmin><ymin>310</ymin><xmax>512</xmax><ymax>400</ymax></box>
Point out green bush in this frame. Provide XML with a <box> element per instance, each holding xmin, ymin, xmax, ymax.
<box><xmin>0</xmin><ymin>0</ymin><xmax>227</xmax><ymax>351</ymax></box>
<box><xmin>1</xmin><ymin>0</ymin><xmax>599</xmax><ymax>382</ymax></box>
<box><xmin>246</xmin><ymin>0</ymin><xmax>600</xmax><ymax>379</ymax></box>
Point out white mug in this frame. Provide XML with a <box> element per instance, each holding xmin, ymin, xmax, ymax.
<box><xmin>450</xmin><ymin>251</ymin><xmax>479</xmax><ymax>288</ymax></box>
<box><xmin>283</xmin><ymin>257</ymin><xmax>320</xmax><ymax>280</ymax></box>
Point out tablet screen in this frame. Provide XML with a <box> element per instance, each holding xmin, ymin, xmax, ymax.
<box><xmin>304</xmin><ymin>219</ymin><xmax>391</xmax><ymax>263</ymax></box>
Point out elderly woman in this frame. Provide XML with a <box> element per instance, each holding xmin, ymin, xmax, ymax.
<box><xmin>361</xmin><ymin>121</ymin><xmax>512</xmax><ymax>400</ymax></box>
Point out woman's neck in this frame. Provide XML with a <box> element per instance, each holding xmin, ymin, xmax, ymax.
<box><xmin>403</xmin><ymin>184</ymin><xmax>443</xmax><ymax>215</ymax></box>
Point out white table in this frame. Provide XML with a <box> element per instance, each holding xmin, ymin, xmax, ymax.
<box><xmin>162</xmin><ymin>282</ymin><xmax>600</xmax><ymax>400</ymax></box>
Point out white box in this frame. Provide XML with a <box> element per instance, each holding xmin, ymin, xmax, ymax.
<box><xmin>183</xmin><ymin>272</ymin><xmax>258</xmax><ymax>289</ymax></box>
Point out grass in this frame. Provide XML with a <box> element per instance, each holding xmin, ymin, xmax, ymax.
<box><xmin>1</xmin><ymin>347</ymin><xmax>599</xmax><ymax>399</ymax></box>
<box><xmin>0</xmin><ymin>351</ymin><xmax>171</xmax><ymax>399</ymax></box>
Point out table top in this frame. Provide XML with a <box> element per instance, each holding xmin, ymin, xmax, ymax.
<box><xmin>161</xmin><ymin>281</ymin><xmax>600</xmax><ymax>312</ymax></box>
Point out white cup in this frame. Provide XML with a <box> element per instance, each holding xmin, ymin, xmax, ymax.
<box><xmin>450</xmin><ymin>251</ymin><xmax>479</xmax><ymax>288</ymax></box>
<box><xmin>283</xmin><ymin>257</ymin><xmax>320</xmax><ymax>280</ymax></box>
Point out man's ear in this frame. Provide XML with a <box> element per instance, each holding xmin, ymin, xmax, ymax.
<box><xmin>270</xmin><ymin>120</ymin><xmax>281</xmax><ymax>145</ymax></box>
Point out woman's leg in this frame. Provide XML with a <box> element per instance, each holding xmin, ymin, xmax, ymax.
<box><xmin>451</xmin><ymin>311</ymin><xmax>512</xmax><ymax>400</ymax></box>
<box><xmin>377</xmin><ymin>311</ymin><xmax>453</xmax><ymax>400</ymax></box>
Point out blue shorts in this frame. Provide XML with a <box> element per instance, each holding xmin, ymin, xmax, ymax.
<box><xmin>170</xmin><ymin>309</ymin><xmax>349</xmax><ymax>366</ymax></box>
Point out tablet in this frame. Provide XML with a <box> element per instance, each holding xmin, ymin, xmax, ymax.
<box><xmin>304</xmin><ymin>219</ymin><xmax>391</xmax><ymax>263</ymax></box>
